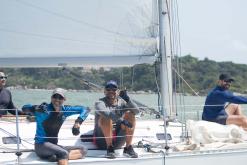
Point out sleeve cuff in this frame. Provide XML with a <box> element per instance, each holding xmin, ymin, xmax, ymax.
<box><xmin>75</xmin><ymin>117</ymin><xmax>84</xmax><ymax>124</ymax></box>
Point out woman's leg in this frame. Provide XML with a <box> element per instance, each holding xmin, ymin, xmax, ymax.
<box><xmin>35</xmin><ymin>142</ymin><xmax>69</xmax><ymax>164</ymax></box>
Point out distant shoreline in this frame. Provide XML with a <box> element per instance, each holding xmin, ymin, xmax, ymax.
<box><xmin>7</xmin><ymin>87</ymin><xmax>197</xmax><ymax>96</ymax></box>
<box><xmin>8</xmin><ymin>87</ymin><xmax>247</xmax><ymax>97</ymax></box>
<box><xmin>7</xmin><ymin>87</ymin><xmax>156</xmax><ymax>95</ymax></box>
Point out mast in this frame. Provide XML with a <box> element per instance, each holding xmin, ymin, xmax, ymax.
<box><xmin>158</xmin><ymin>0</ymin><xmax>173</xmax><ymax>119</ymax></box>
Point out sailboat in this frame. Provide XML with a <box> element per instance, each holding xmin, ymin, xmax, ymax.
<box><xmin>1</xmin><ymin>0</ymin><xmax>247</xmax><ymax>164</ymax></box>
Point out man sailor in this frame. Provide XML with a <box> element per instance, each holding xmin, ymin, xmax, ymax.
<box><xmin>202</xmin><ymin>73</ymin><xmax>247</xmax><ymax>130</ymax></box>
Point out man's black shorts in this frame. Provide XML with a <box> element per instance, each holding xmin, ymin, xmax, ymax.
<box><xmin>211</xmin><ymin>115</ymin><xmax>228</xmax><ymax>125</ymax></box>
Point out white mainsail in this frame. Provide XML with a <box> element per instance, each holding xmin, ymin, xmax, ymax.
<box><xmin>0</xmin><ymin>0</ymin><xmax>158</xmax><ymax>67</ymax></box>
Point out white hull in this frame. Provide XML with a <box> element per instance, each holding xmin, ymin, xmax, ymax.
<box><xmin>1</xmin><ymin>117</ymin><xmax>247</xmax><ymax>165</ymax></box>
<box><xmin>2</xmin><ymin>146</ymin><xmax>247</xmax><ymax>165</ymax></box>
<box><xmin>3</xmin><ymin>151</ymin><xmax>247</xmax><ymax>165</ymax></box>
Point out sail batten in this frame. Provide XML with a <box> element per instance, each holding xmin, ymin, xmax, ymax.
<box><xmin>0</xmin><ymin>54</ymin><xmax>156</xmax><ymax>68</ymax></box>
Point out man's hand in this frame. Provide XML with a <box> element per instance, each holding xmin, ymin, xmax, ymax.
<box><xmin>72</xmin><ymin>123</ymin><xmax>80</xmax><ymax>136</ymax></box>
<box><xmin>38</xmin><ymin>102</ymin><xmax>48</xmax><ymax>110</ymax></box>
<box><xmin>121</xmin><ymin>119</ymin><xmax>132</xmax><ymax>128</ymax></box>
<box><xmin>22</xmin><ymin>104</ymin><xmax>34</xmax><ymax>115</ymax></box>
<box><xmin>119</xmin><ymin>90</ymin><xmax>130</xmax><ymax>102</ymax></box>
<box><xmin>26</xmin><ymin>115</ymin><xmax>36</xmax><ymax>122</ymax></box>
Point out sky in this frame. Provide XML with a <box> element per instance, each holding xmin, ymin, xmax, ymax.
<box><xmin>0</xmin><ymin>0</ymin><xmax>247</xmax><ymax>65</ymax></box>
<box><xmin>178</xmin><ymin>0</ymin><xmax>247</xmax><ymax>64</ymax></box>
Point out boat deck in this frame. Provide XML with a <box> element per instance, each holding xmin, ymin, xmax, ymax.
<box><xmin>2</xmin><ymin>118</ymin><xmax>247</xmax><ymax>164</ymax></box>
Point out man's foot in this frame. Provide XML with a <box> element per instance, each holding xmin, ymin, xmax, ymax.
<box><xmin>123</xmin><ymin>145</ymin><xmax>138</xmax><ymax>158</ymax></box>
<box><xmin>106</xmin><ymin>145</ymin><xmax>116</xmax><ymax>159</ymax></box>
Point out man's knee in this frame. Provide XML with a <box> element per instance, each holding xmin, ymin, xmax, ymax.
<box><xmin>98</xmin><ymin>116</ymin><xmax>112</xmax><ymax>127</ymax></box>
<box><xmin>226</xmin><ymin>104</ymin><xmax>241</xmax><ymax>115</ymax></box>
<box><xmin>123</xmin><ymin>111</ymin><xmax>135</xmax><ymax>121</ymax></box>
<box><xmin>120</xmin><ymin>112</ymin><xmax>136</xmax><ymax>132</ymax></box>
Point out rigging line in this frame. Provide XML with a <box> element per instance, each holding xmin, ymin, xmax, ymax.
<box><xmin>166</xmin><ymin>0</ymin><xmax>174</xmax><ymax>59</ymax></box>
<box><xmin>14</xmin><ymin>0</ymin><xmax>135</xmax><ymax>38</ymax></box>
<box><xmin>0</xmin><ymin>108</ymin><xmax>155</xmax><ymax>115</ymax></box>
<box><xmin>0</xmin><ymin>105</ymin><xmax>156</xmax><ymax>112</ymax></box>
<box><xmin>0</xmin><ymin>149</ymin><xmax>34</xmax><ymax>153</ymax></box>
<box><xmin>172</xmin><ymin>67</ymin><xmax>200</xmax><ymax>96</ymax></box>
<box><xmin>174</xmin><ymin>0</ymin><xmax>182</xmax><ymax>58</ymax></box>
<box><xmin>173</xmin><ymin>0</ymin><xmax>188</xmax><ymax>137</ymax></box>
<box><xmin>62</xmin><ymin>67</ymin><xmax>102</xmax><ymax>90</ymax></box>
<box><xmin>62</xmin><ymin>68</ymin><xmax>158</xmax><ymax>115</ymax></box>
<box><xmin>0</xmin><ymin>145</ymin><xmax>20</xmax><ymax>151</ymax></box>
<box><xmin>0</xmin><ymin>128</ymin><xmax>34</xmax><ymax>146</ymax></box>
<box><xmin>119</xmin><ymin>68</ymin><xmax>124</xmax><ymax>89</ymax></box>
<box><xmin>131</xmin><ymin>66</ymin><xmax>135</xmax><ymax>91</ymax></box>
<box><xmin>0</xmin><ymin>128</ymin><xmax>17</xmax><ymax>137</ymax></box>
<box><xmin>170</xmin><ymin>0</ymin><xmax>184</xmax><ymax>135</ymax></box>
<box><xmin>0</xmin><ymin>103</ymin><xmax>229</xmax><ymax>122</ymax></box>
<box><xmin>170</xmin><ymin>3</ymin><xmax>179</xmax><ymax>60</ymax></box>
<box><xmin>3</xmin><ymin>103</ymin><xmax>229</xmax><ymax>112</ymax></box>
<box><xmin>155</xmin><ymin>104</ymin><xmax>227</xmax><ymax>107</ymax></box>
<box><xmin>0</xmin><ymin>28</ymin><xmax>120</xmax><ymax>47</ymax></box>
<box><xmin>170</xmin><ymin>1</ymin><xmax>179</xmax><ymax>117</ymax></box>
<box><xmin>35</xmin><ymin>134</ymin><xmax>157</xmax><ymax>140</ymax></box>
<box><xmin>170</xmin><ymin>0</ymin><xmax>183</xmax><ymax>74</ymax></box>
<box><xmin>154</xmin><ymin>61</ymin><xmax>162</xmax><ymax>116</ymax></box>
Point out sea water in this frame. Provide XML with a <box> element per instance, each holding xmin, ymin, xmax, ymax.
<box><xmin>10</xmin><ymin>89</ymin><xmax>247</xmax><ymax>121</ymax></box>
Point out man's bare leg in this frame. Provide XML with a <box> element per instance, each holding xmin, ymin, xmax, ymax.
<box><xmin>226</xmin><ymin>115</ymin><xmax>247</xmax><ymax>128</ymax></box>
<box><xmin>98</xmin><ymin>116</ymin><xmax>113</xmax><ymax>147</ymax></box>
<box><xmin>121</xmin><ymin>111</ymin><xmax>136</xmax><ymax>147</ymax></box>
<box><xmin>225</xmin><ymin>103</ymin><xmax>242</xmax><ymax>115</ymax></box>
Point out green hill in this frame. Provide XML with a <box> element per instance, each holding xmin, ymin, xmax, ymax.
<box><xmin>1</xmin><ymin>55</ymin><xmax>247</xmax><ymax>95</ymax></box>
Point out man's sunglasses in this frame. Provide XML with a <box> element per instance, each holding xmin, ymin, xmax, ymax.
<box><xmin>52</xmin><ymin>94</ymin><xmax>64</xmax><ymax>100</ymax></box>
<box><xmin>105</xmin><ymin>88</ymin><xmax>118</xmax><ymax>92</ymax></box>
<box><xmin>0</xmin><ymin>76</ymin><xmax>7</xmax><ymax>80</ymax></box>
<box><xmin>223</xmin><ymin>80</ymin><xmax>232</xmax><ymax>83</ymax></box>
